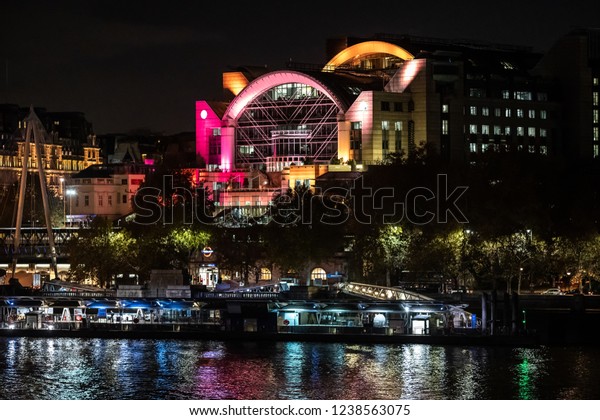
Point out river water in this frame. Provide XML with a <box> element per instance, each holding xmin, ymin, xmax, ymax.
<box><xmin>0</xmin><ymin>337</ymin><xmax>598</xmax><ymax>400</ymax></box>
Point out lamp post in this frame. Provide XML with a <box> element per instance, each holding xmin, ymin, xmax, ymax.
<box><xmin>59</xmin><ymin>177</ymin><xmax>65</xmax><ymax>227</ymax></box>
<box><xmin>517</xmin><ymin>267</ymin><xmax>524</xmax><ymax>295</ymax></box>
<box><xmin>65</xmin><ymin>189</ymin><xmax>76</xmax><ymax>227</ymax></box>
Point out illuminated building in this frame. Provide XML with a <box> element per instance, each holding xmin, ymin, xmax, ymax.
<box><xmin>68</xmin><ymin>163</ymin><xmax>151</xmax><ymax>224</ymax></box>
<box><xmin>0</xmin><ymin>104</ymin><xmax>102</xmax><ymax>192</ymax></box>
<box><xmin>533</xmin><ymin>28</ymin><xmax>600</xmax><ymax>160</ymax></box>
<box><xmin>195</xmin><ymin>32</ymin><xmax>600</xmax><ymax>172</ymax></box>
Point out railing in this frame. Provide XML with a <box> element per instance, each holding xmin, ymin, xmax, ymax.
<box><xmin>194</xmin><ymin>291</ymin><xmax>280</xmax><ymax>300</ymax></box>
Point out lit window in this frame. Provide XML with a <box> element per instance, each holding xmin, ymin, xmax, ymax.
<box><xmin>382</xmin><ymin>121</ymin><xmax>389</xmax><ymax>150</ymax></box>
<box><xmin>595</xmin><ymin>145</ymin><xmax>599</xmax><ymax>158</ymax></box>
<box><xmin>528</xmin><ymin>145</ymin><xmax>535</xmax><ymax>153</ymax></box>
<box><xmin>469</xmin><ymin>88</ymin><xmax>485</xmax><ymax>97</ymax></box>
<box><xmin>494</xmin><ymin>126</ymin><xmax>502</xmax><ymax>135</ymax></box>
<box><xmin>593</xmin><ymin>92</ymin><xmax>598</xmax><ymax>107</ymax></box>
<box><xmin>470</xmin><ymin>106</ymin><xmax>477</xmax><ymax>116</ymax></box>
<box><xmin>442</xmin><ymin>104</ymin><xmax>449</xmax><ymax>113</ymax></box>
<box><xmin>594</xmin><ymin>127</ymin><xmax>599</xmax><ymax>141</ymax></box>
<box><xmin>495</xmin><ymin>108</ymin><xmax>501</xmax><ymax>117</ymax></box>
<box><xmin>594</xmin><ymin>77</ymin><xmax>599</xmax><ymax>86</ymax></box>
<box><xmin>528</xmin><ymin>109</ymin><xmax>536</xmax><ymax>118</ymax></box>
<box><xmin>505</xmin><ymin>108</ymin><xmax>511</xmax><ymax>118</ymax></box>
<box><xmin>540</xmin><ymin>145</ymin><xmax>548</xmax><ymax>155</ymax></box>
<box><xmin>537</xmin><ymin>92</ymin><xmax>548</xmax><ymax>101</ymax></box>
<box><xmin>540</xmin><ymin>110</ymin><xmax>547</xmax><ymax>120</ymax></box>
<box><xmin>502</xmin><ymin>90</ymin><xmax>510</xmax><ymax>99</ymax></box>
<box><xmin>482</xmin><ymin>107</ymin><xmax>490</xmax><ymax>116</ymax></box>
<box><xmin>481</xmin><ymin>144</ymin><xmax>488</xmax><ymax>152</ymax></box>
<box><xmin>528</xmin><ymin>127</ymin><xmax>536</xmax><ymax>137</ymax></box>
<box><xmin>517</xmin><ymin>126</ymin><xmax>524</xmax><ymax>136</ymax></box>
<box><xmin>469</xmin><ymin>124</ymin><xmax>478</xmax><ymax>134</ymax></box>
<box><xmin>514</xmin><ymin>91</ymin><xmax>532</xmax><ymax>101</ymax></box>
<box><xmin>239</xmin><ymin>145</ymin><xmax>254</xmax><ymax>155</ymax></box>
<box><xmin>505</xmin><ymin>126</ymin><xmax>511</xmax><ymax>135</ymax></box>
<box><xmin>311</xmin><ymin>268</ymin><xmax>327</xmax><ymax>283</ymax></box>
<box><xmin>594</xmin><ymin>110</ymin><xmax>598</xmax><ymax>124</ymax></box>
<box><xmin>469</xmin><ymin>143</ymin><xmax>478</xmax><ymax>153</ymax></box>
<box><xmin>540</xmin><ymin>128</ymin><xmax>547</xmax><ymax>138</ymax></box>
<box><xmin>482</xmin><ymin>125</ymin><xmax>489</xmax><ymax>135</ymax></box>
<box><xmin>517</xmin><ymin>108</ymin><xmax>524</xmax><ymax>118</ymax></box>
<box><xmin>212</xmin><ymin>128</ymin><xmax>221</xmax><ymax>136</ymax></box>
<box><xmin>394</xmin><ymin>121</ymin><xmax>403</xmax><ymax>130</ymax></box>
<box><xmin>442</xmin><ymin>120</ymin><xmax>449</xmax><ymax>135</ymax></box>
<box><xmin>260</xmin><ymin>267</ymin><xmax>272</xmax><ymax>281</ymax></box>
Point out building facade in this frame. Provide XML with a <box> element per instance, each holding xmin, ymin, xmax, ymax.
<box><xmin>68</xmin><ymin>163</ymin><xmax>152</xmax><ymax>223</ymax></box>
<box><xmin>195</xmin><ymin>30</ymin><xmax>600</xmax><ymax>172</ymax></box>
<box><xmin>0</xmin><ymin>105</ymin><xmax>102</xmax><ymax>212</ymax></box>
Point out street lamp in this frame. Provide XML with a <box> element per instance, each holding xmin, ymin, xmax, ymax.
<box><xmin>59</xmin><ymin>177</ymin><xmax>65</xmax><ymax>227</ymax></box>
<box><xmin>517</xmin><ymin>267</ymin><xmax>524</xmax><ymax>295</ymax></box>
<box><xmin>65</xmin><ymin>189</ymin><xmax>76</xmax><ymax>227</ymax></box>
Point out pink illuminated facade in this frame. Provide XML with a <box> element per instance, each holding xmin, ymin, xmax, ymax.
<box><xmin>196</xmin><ymin>33</ymin><xmax>564</xmax><ymax>171</ymax></box>
<box><xmin>195</xmin><ymin>43</ymin><xmax>418</xmax><ymax>172</ymax></box>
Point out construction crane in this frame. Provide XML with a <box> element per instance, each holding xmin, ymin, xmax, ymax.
<box><xmin>9</xmin><ymin>106</ymin><xmax>59</xmax><ymax>280</ymax></box>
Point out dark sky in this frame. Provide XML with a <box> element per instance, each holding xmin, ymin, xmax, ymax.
<box><xmin>1</xmin><ymin>0</ymin><xmax>598</xmax><ymax>135</ymax></box>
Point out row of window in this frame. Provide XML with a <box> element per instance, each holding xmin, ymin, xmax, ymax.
<box><xmin>75</xmin><ymin>193</ymin><xmax>130</xmax><ymax>207</ymax></box>
<box><xmin>468</xmin><ymin>106</ymin><xmax>548</xmax><ymax>119</ymax></box>
<box><xmin>469</xmin><ymin>143</ymin><xmax>548</xmax><ymax>154</ymax></box>
<box><xmin>468</xmin><ymin>89</ymin><xmax>548</xmax><ymax>101</ymax></box>
<box><xmin>467</xmin><ymin>124</ymin><xmax>548</xmax><ymax>137</ymax></box>
<box><xmin>74</xmin><ymin>178</ymin><xmax>137</xmax><ymax>185</ymax></box>
<box><xmin>381</xmin><ymin>101</ymin><xmax>414</xmax><ymax>112</ymax></box>
<box><xmin>259</xmin><ymin>267</ymin><xmax>327</xmax><ymax>282</ymax></box>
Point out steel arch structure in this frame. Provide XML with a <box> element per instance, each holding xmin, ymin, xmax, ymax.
<box><xmin>223</xmin><ymin>71</ymin><xmax>346</xmax><ymax>170</ymax></box>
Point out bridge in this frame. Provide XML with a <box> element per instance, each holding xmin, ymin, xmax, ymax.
<box><xmin>341</xmin><ymin>282</ymin><xmax>434</xmax><ymax>301</ymax></box>
<box><xmin>0</xmin><ymin>227</ymin><xmax>78</xmax><ymax>263</ymax></box>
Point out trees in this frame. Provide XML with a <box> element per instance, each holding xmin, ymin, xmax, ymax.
<box><xmin>67</xmin><ymin>217</ymin><xmax>137</xmax><ymax>288</ymax></box>
<box><xmin>132</xmin><ymin>166</ymin><xmax>214</xmax><ymax>226</ymax></box>
<box><xmin>265</xmin><ymin>185</ymin><xmax>347</xmax><ymax>282</ymax></box>
<box><xmin>167</xmin><ymin>227</ymin><xmax>211</xmax><ymax>283</ymax></box>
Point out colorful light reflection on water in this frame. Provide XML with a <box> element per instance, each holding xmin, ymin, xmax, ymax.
<box><xmin>0</xmin><ymin>338</ymin><xmax>598</xmax><ymax>400</ymax></box>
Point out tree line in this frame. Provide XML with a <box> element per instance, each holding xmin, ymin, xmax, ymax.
<box><xmin>64</xmin><ymin>146</ymin><xmax>600</xmax><ymax>293</ymax></box>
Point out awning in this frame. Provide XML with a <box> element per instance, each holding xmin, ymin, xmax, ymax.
<box><xmin>86</xmin><ymin>300</ymin><xmax>119</xmax><ymax>309</ymax></box>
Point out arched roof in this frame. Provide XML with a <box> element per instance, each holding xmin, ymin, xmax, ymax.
<box><xmin>223</xmin><ymin>70</ymin><xmax>348</xmax><ymax>122</ymax></box>
<box><xmin>223</xmin><ymin>69</ymin><xmax>386</xmax><ymax>122</ymax></box>
<box><xmin>324</xmin><ymin>40</ymin><xmax>414</xmax><ymax>70</ymax></box>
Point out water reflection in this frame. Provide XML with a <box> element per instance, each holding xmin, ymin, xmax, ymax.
<box><xmin>0</xmin><ymin>337</ymin><xmax>599</xmax><ymax>400</ymax></box>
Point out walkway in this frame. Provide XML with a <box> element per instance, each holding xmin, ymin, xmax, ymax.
<box><xmin>342</xmin><ymin>282</ymin><xmax>433</xmax><ymax>301</ymax></box>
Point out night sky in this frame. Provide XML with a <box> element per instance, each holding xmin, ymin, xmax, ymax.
<box><xmin>1</xmin><ymin>0</ymin><xmax>598</xmax><ymax>135</ymax></box>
